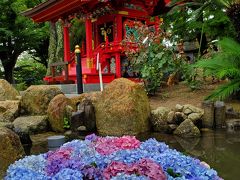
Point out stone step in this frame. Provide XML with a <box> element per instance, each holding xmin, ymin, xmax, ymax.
<box><xmin>50</xmin><ymin>83</ymin><xmax>106</xmax><ymax>94</ymax></box>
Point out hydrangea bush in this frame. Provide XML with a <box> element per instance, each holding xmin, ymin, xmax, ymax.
<box><xmin>5</xmin><ymin>134</ymin><xmax>222</xmax><ymax>180</ymax></box>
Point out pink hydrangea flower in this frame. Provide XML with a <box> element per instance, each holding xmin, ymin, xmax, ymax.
<box><xmin>103</xmin><ymin>158</ymin><xmax>166</xmax><ymax>180</ymax></box>
<box><xmin>95</xmin><ymin>136</ymin><xmax>140</xmax><ymax>155</ymax></box>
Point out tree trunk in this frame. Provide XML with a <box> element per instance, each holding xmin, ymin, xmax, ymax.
<box><xmin>2</xmin><ymin>56</ymin><xmax>18</xmax><ymax>84</ymax></box>
<box><xmin>3</xmin><ymin>67</ymin><xmax>14</xmax><ymax>84</ymax></box>
<box><xmin>55</xmin><ymin>21</ymin><xmax>64</xmax><ymax>62</ymax></box>
<box><xmin>46</xmin><ymin>21</ymin><xmax>58</xmax><ymax>75</ymax></box>
<box><xmin>46</xmin><ymin>21</ymin><xmax>64</xmax><ymax>75</ymax></box>
<box><xmin>197</xmin><ymin>32</ymin><xmax>207</xmax><ymax>55</ymax></box>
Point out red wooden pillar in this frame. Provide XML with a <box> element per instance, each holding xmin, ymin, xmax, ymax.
<box><xmin>115</xmin><ymin>53</ymin><xmax>121</xmax><ymax>78</ymax></box>
<box><xmin>63</xmin><ymin>25</ymin><xmax>71</xmax><ymax>62</ymax></box>
<box><xmin>85</xmin><ymin>19</ymin><xmax>94</xmax><ymax>70</ymax></box>
<box><xmin>115</xmin><ymin>15</ymin><xmax>122</xmax><ymax>42</ymax></box>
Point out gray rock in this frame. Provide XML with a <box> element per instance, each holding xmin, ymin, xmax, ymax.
<box><xmin>175</xmin><ymin>104</ymin><xmax>183</xmax><ymax>112</ymax></box>
<box><xmin>214</xmin><ymin>101</ymin><xmax>226</xmax><ymax>128</ymax></box>
<box><xmin>226</xmin><ymin>119</ymin><xmax>240</xmax><ymax>130</ymax></box>
<box><xmin>167</xmin><ymin>111</ymin><xmax>175</xmax><ymax>124</ymax></box>
<box><xmin>188</xmin><ymin>113</ymin><xmax>203</xmax><ymax>124</ymax></box>
<box><xmin>64</xmin><ymin>130</ymin><xmax>73</xmax><ymax>136</ymax></box>
<box><xmin>0</xmin><ymin>122</ymin><xmax>14</xmax><ymax>129</ymax></box>
<box><xmin>13</xmin><ymin>116</ymin><xmax>48</xmax><ymax>134</ymax></box>
<box><xmin>47</xmin><ymin>94</ymin><xmax>72</xmax><ymax>133</ymax></box>
<box><xmin>71</xmin><ymin>111</ymin><xmax>84</xmax><ymax>132</ymax></box>
<box><xmin>168</xmin><ymin>124</ymin><xmax>178</xmax><ymax>132</ymax></box>
<box><xmin>151</xmin><ymin>107</ymin><xmax>171</xmax><ymax>132</ymax></box>
<box><xmin>78</xmin><ymin>99</ymin><xmax>96</xmax><ymax>131</ymax></box>
<box><xmin>183</xmin><ymin>104</ymin><xmax>204</xmax><ymax>115</ymax></box>
<box><xmin>0</xmin><ymin>127</ymin><xmax>25</xmax><ymax>178</ymax></box>
<box><xmin>77</xmin><ymin>126</ymin><xmax>87</xmax><ymax>131</ymax></box>
<box><xmin>152</xmin><ymin>107</ymin><xmax>171</xmax><ymax>121</ymax></box>
<box><xmin>202</xmin><ymin>101</ymin><xmax>214</xmax><ymax>128</ymax></box>
<box><xmin>0</xmin><ymin>79</ymin><xmax>19</xmax><ymax>101</ymax></box>
<box><xmin>95</xmin><ymin>78</ymin><xmax>150</xmax><ymax>136</ymax></box>
<box><xmin>21</xmin><ymin>85</ymin><xmax>62</xmax><ymax>115</ymax></box>
<box><xmin>174</xmin><ymin>119</ymin><xmax>201</xmax><ymax>137</ymax></box>
<box><xmin>0</xmin><ymin>100</ymin><xmax>20</xmax><ymax>122</ymax></box>
<box><xmin>174</xmin><ymin>112</ymin><xmax>186</xmax><ymax>125</ymax></box>
<box><xmin>183</xmin><ymin>108</ymin><xmax>192</xmax><ymax>115</ymax></box>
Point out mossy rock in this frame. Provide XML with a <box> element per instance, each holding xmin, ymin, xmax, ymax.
<box><xmin>95</xmin><ymin>78</ymin><xmax>150</xmax><ymax>136</ymax></box>
<box><xmin>0</xmin><ymin>79</ymin><xmax>19</xmax><ymax>101</ymax></box>
<box><xmin>47</xmin><ymin>94</ymin><xmax>72</xmax><ymax>132</ymax></box>
<box><xmin>0</xmin><ymin>127</ymin><xmax>25</xmax><ymax>178</ymax></box>
<box><xmin>174</xmin><ymin>119</ymin><xmax>201</xmax><ymax>137</ymax></box>
<box><xmin>21</xmin><ymin>85</ymin><xmax>62</xmax><ymax>115</ymax></box>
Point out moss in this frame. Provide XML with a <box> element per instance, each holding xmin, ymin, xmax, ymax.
<box><xmin>95</xmin><ymin>78</ymin><xmax>150</xmax><ymax>136</ymax></box>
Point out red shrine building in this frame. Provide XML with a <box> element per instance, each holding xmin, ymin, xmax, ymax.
<box><xmin>23</xmin><ymin>0</ymin><xmax>170</xmax><ymax>84</ymax></box>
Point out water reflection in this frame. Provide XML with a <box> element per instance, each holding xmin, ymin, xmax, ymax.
<box><xmin>138</xmin><ymin>130</ymin><xmax>240</xmax><ymax>180</ymax></box>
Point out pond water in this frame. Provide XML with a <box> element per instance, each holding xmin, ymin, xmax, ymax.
<box><xmin>138</xmin><ymin>129</ymin><xmax>240</xmax><ymax>180</ymax></box>
<box><xmin>26</xmin><ymin>129</ymin><xmax>240</xmax><ymax>180</ymax></box>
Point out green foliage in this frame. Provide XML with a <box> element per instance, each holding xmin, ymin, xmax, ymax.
<box><xmin>181</xmin><ymin>62</ymin><xmax>202</xmax><ymax>90</ymax></box>
<box><xmin>0</xmin><ymin>0</ymin><xmax>49</xmax><ymax>82</ymax></box>
<box><xmin>15</xmin><ymin>82</ymin><xmax>27</xmax><ymax>91</ymax></box>
<box><xmin>128</xmin><ymin>41</ymin><xmax>193</xmax><ymax>94</ymax></box>
<box><xmin>14</xmin><ymin>54</ymin><xmax>47</xmax><ymax>86</ymax></box>
<box><xmin>196</xmin><ymin>38</ymin><xmax>240</xmax><ymax>100</ymax></box>
<box><xmin>63</xmin><ymin>117</ymin><xmax>70</xmax><ymax>129</ymax></box>
<box><xmin>165</xmin><ymin>0</ymin><xmax>236</xmax><ymax>43</ymax></box>
<box><xmin>70</xmin><ymin>19</ymin><xmax>85</xmax><ymax>51</ymax></box>
<box><xmin>130</xmin><ymin>43</ymin><xmax>176</xmax><ymax>94</ymax></box>
<box><xmin>167</xmin><ymin>168</ymin><xmax>182</xmax><ymax>178</ymax></box>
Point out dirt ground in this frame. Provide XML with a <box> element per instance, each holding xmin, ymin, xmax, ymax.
<box><xmin>149</xmin><ymin>81</ymin><xmax>240</xmax><ymax>112</ymax></box>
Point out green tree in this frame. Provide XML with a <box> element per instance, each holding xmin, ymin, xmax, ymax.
<box><xmin>14</xmin><ymin>52</ymin><xmax>47</xmax><ymax>89</ymax></box>
<box><xmin>46</xmin><ymin>18</ymin><xmax>85</xmax><ymax>75</ymax></box>
<box><xmin>166</xmin><ymin>0</ymin><xmax>236</xmax><ymax>55</ymax></box>
<box><xmin>168</xmin><ymin>0</ymin><xmax>239</xmax><ymax>42</ymax></box>
<box><xmin>0</xmin><ymin>0</ymin><xmax>48</xmax><ymax>83</ymax></box>
<box><xmin>219</xmin><ymin>0</ymin><xmax>240</xmax><ymax>42</ymax></box>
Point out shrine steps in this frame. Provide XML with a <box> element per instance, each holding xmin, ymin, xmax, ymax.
<box><xmin>49</xmin><ymin>83</ymin><xmax>106</xmax><ymax>94</ymax></box>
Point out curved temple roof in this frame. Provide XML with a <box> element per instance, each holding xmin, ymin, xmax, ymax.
<box><xmin>22</xmin><ymin>0</ymin><xmax>171</xmax><ymax>22</ymax></box>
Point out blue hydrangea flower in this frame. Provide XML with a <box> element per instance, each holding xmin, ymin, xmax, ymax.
<box><xmin>110</xmin><ymin>173</ymin><xmax>148</xmax><ymax>180</ymax></box>
<box><xmin>52</xmin><ymin>168</ymin><xmax>83</xmax><ymax>180</ymax></box>
<box><xmin>5</xmin><ymin>136</ymin><xmax>222</xmax><ymax>180</ymax></box>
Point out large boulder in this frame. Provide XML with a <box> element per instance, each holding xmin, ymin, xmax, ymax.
<box><xmin>95</xmin><ymin>78</ymin><xmax>150</xmax><ymax>136</ymax></box>
<box><xmin>13</xmin><ymin>116</ymin><xmax>48</xmax><ymax>134</ymax></box>
<box><xmin>0</xmin><ymin>100</ymin><xmax>20</xmax><ymax>122</ymax></box>
<box><xmin>0</xmin><ymin>127</ymin><xmax>25</xmax><ymax>178</ymax></box>
<box><xmin>174</xmin><ymin>119</ymin><xmax>201</xmax><ymax>137</ymax></box>
<box><xmin>0</xmin><ymin>79</ymin><xmax>19</xmax><ymax>101</ymax></box>
<box><xmin>151</xmin><ymin>107</ymin><xmax>171</xmax><ymax>133</ymax></box>
<box><xmin>21</xmin><ymin>85</ymin><xmax>62</xmax><ymax>115</ymax></box>
<box><xmin>47</xmin><ymin>94</ymin><xmax>73</xmax><ymax>132</ymax></box>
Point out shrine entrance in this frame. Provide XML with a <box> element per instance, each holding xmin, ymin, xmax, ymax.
<box><xmin>23</xmin><ymin>0</ymin><xmax>170</xmax><ymax>84</ymax></box>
